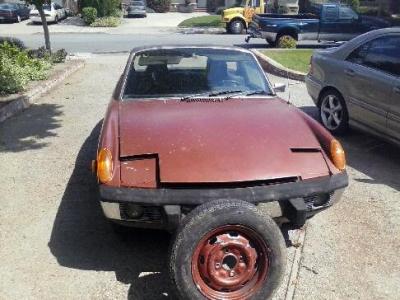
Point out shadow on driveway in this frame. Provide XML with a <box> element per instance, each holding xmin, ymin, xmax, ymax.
<box><xmin>0</xmin><ymin>103</ymin><xmax>62</xmax><ymax>152</ymax></box>
<box><xmin>48</xmin><ymin>121</ymin><xmax>173</xmax><ymax>299</ymax></box>
<box><xmin>301</xmin><ymin>105</ymin><xmax>400</xmax><ymax>192</ymax></box>
<box><xmin>48</xmin><ymin>121</ymin><xmax>300</xmax><ymax>299</ymax></box>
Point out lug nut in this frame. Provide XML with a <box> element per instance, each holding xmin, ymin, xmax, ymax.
<box><xmin>229</xmin><ymin>271</ymin><xmax>235</xmax><ymax>277</ymax></box>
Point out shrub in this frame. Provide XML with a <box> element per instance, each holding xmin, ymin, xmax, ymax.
<box><xmin>277</xmin><ymin>36</ymin><xmax>297</xmax><ymax>49</ymax></box>
<box><xmin>82</xmin><ymin>0</ymin><xmax>121</xmax><ymax>17</ymax></box>
<box><xmin>147</xmin><ymin>0</ymin><xmax>171</xmax><ymax>13</ymax></box>
<box><xmin>0</xmin><ymin>37</ymin><xmax>25</xmax><ymax>49</ymax></box>
<box><xmin>51</xmin><ymin>49</ymin><xmax>68</xmax><ymax>63</ymax></box>
<box><xmin>90</xmin><ymin>16</ymin><xmax>121</xmax><ymax>27</ymax></box>
<box><xmin>358</xmin><ymin>6</ymin><xmax>391</xmax><ymax>17</ymax></box>
<box><xmin>206</xmin><ymin>0</ymin><xmax>220</xmax><ymax>13</ymax></box>
<box><xmin>0</xmin><ymin>56</ymin><xmax>29</xmax><ymax>94</ymax></box>
<box><xmin>0</xmin><ymin>42</ymin><xmax>51</xmax><ymax>95</ymax></box>
<box><xmin>346</xmin><ymin>0</ymin><xmax>359</xmax><ymax>12</ymax></box>
<box><xmin>82</xmin><ymin>7</ymin><xmax>97</xmax><ymax>24</ymax></box>
<box><xmin>110</xmin><ymin>9</ymin><xmax>123</xmax><ymax>17</ymax></box>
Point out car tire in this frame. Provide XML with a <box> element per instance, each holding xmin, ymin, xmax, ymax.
<box><xmin>276</xmin><ymin>34</ymin><xmax>296</xmax><ymax>48</ymax></box>
<box><xmin>169</xmin><ymin>199</ymin><xmax>286</xmax><ymax>300</ymax></box>
<box><xmin>229</xmin><ymin>20</ymin><xmax>244</xmax><ymax>34</ymax></box>
<box><xmin>319</xmin><ymin>89</ymin><xmax>349</xmax><ymax>135</ymax></box>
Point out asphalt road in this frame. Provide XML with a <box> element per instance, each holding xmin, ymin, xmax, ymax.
<box><xmin>9</xmin><ymin>32</ymin><xmax>325</xmax><ymax>54</ymax></box>
<box><xmin>1</xmin><ymin>54</ymin><xmax>399</xmax><ymax>299</ymax></box>
<box><xmin>8</xmin><ymin>32</ymin><xmax>258</xmax><ymax>53</ymax></box>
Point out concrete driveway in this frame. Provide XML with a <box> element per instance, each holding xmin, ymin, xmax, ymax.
<box><xmin>0</xmin><ymin>54</ymin><xmax>399</xmax><ymax>299</ymax></box>
<box><xmin>0</xmin><ymin>13</ymin><xmax>208</xmax><ymax>36</ymax></box>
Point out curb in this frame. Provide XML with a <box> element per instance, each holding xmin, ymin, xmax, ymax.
<box><xmin>177</xmin><ymin>27</ymin><xmax>225</xmax><ymax>34</ymax></box>
<box><xmin>251</xmin><ymin>49</ymin><xmax>306</xmax><ymax>82</ymax></box>
<box><xmin>284</xmin><ymin>226</ymin><xmax>307</xmax><ymax>300</ymax></box>
<box><xmin>0</xmin><ymin>59</ymin><xmax>85</xmax><ymax>123</ymax></box>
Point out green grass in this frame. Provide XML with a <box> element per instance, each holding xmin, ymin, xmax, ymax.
<box><xmin>260</xmin><ymin>49</ymin><xmax>313</xmax><ymax>73</ymax></box>
<box><xmin>90</xmin><ymin>16</ymin><xmax>121</xmax><ymax>27</ymax></box>
<box><xmin>178</xmin><ymin>15</ymin><xmax>223</xmax><ymax>28</ymax></box>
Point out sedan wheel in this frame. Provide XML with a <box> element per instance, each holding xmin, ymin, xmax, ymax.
<box><xmin>320</xmin><ymin>91</ymin><xmax>349</xmax><ymax>134</ymax></box>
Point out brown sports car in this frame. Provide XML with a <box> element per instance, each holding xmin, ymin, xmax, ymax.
<box><xmin>92</xmin><ymin>46</ymin><xmax>348</xmax><ymax>300</ymax></box>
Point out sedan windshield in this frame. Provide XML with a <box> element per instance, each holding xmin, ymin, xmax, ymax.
<box><xmin>0</xmin><ymin>4</ymin><xmax>16</xmax><ymax>9</ymax></box>
<box><xmin>123</xmin><ymin>48</ymin><xmax>272</xmax><ymax>99</ymax></box>
<box><xmin>131</xmin><ymin>1</ymin><xmax>144</xmax><ymax>6</ymax></box>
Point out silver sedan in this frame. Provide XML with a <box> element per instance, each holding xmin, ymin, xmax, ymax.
<box><xmin>306</xmin><ymin>28</ymin><xmax>400</xmax><ymax>145</ymax></box>
<box><xmin>126</xmin><ymin>1</ymin><xmax>147</xmax><ymax>18</ymax></box>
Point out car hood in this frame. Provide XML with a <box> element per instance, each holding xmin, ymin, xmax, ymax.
<box><xmin>223</xmin><ymin>7</ymin><xmax>244</xmax><ymax>16</ymax></box>
<box><xmin>119</xmin><ymin>98</ymin><xmax>330</xmax><ymax>183</ymax></box>
<box><xmin>30</xmin><ymin>9</ymin><xmax>51</xmax><ymax>14</ymax></box>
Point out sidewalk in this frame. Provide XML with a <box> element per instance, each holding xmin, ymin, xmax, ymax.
<box><xmin>0</xmin><ymin>13</ymin><xmax>209</xmax><ymax>36</ymax></box>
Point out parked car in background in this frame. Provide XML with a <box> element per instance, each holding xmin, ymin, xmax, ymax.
<box><xmin>246</xmin><ymin>3</ymin><xmax>391</xmax><ymax>46</ymax></box>
<box><xmin>93</xmin><ymin>45</ymin><xmax>348</xmax><ymax>300</ymax></box>
<box><xmin>306</xmin><ymin>28</ymin><xmax>400</xmax><ymax>146</ymax></box>
<box><xmin>30</xmin><ymin>3</ymin><xmax>66</xmax><ymax>24</ymax></box>
<box><xmin>222</xmin><ymin>0</ymin><xmax>299</xmax><ymax>34</ymax></box>
<box><xmin>0</xmin><ymin>3</ymin><xmax>30</xmax><ymax>23</ymax></box>
<box><xmin>126</xmin><ymin>1</ymin><xmax>147</xmax><ymax>18</ymax></box>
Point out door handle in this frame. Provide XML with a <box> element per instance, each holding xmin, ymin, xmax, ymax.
<box><xmin>344</xmin><ymin>69</ymin><xmax>356</xmax><ymax>77</ymax></box>
<box><xmin>394</xmin><ymin>87</ymin><xmax>400</xmax><ymax>94</ymax></box>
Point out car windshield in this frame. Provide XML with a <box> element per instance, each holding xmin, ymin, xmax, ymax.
<box><xmin>131</xmin><ymin>1</ymin><xmax>144</xmax><ymax>6</ymax></box>
<box><xmin>0</xmin><ymin>4</ymin><xmax>16</xmax><ymax>9</ymax></box>
<box><xmin>123</xmin><ymin>48</ymin><xmax>272</xmax><ymax>99</ymax></box>
<box><xmin>42</xmin><ymin>4</ymin><xmax>51</xmax><ymax>10</ymax></box>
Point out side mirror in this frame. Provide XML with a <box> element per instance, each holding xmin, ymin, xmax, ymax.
<box><xmin>273</xmin><ymin>83</ymin><xmax>286</xmax><ymax>93</ymax></box>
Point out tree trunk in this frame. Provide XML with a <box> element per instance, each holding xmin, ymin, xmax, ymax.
<box><xmin>37</xmin><ymin>4</ymin><xmax>51</xmax><ymax>52</ymax></box>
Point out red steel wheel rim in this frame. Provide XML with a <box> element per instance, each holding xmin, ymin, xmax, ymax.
<box><xmin>191</xmin><ymin>225</ymin><xmax>270</xmax><ymax>300</ymax></box>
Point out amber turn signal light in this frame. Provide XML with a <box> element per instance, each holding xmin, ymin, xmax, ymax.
<box><xmin>97</xmin><ymin>148</ymin><xmax>113</xmax><ymax>183</ymax></box>
<box><xmin>330</xmin><ymin>139</ymin><xmax>346</xmax><ymax>171</ymax></box>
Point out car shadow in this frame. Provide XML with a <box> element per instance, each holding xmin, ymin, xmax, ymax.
<box><xmin>48</xmin><ymin>121</ymin><xmax>173</xmax><ymax>299</ymax></box>
<box><xmin>48</xmin><ymin>121</ymin><xmax>299</xmax><ymax>299</ymax></box>
<box><xmin>0</xmin><ymin>103</ymin><xmax>62</xmax><ymax>152</ymax></box>
<box><xmin>301</xmin><ymin>105</ymin><xmax>400</xmax><ymax>192</ymax></box>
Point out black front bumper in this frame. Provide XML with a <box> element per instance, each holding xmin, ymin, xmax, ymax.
<box><xmin>99</xmin><ymin>173</ymin><xmax>348</xmax><ymax>229</ymax></box>
<box><xmin>100</xmin><ymin>172</ymin><xmax>348</xmax><ymax>205</ymax></box>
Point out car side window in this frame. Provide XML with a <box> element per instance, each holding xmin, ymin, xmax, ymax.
<box><xmin>339</xmin><ymin>7</ymin><xmax>357</xmax><ymax>20</ymax></box>
<box><xmin>322</xmin><ymin>6</ymin><xmax>339</xmax><ymax>21</ymax></box>
<box><xmin>347</xmin><ymin>36</ymin><xmax>400</xmax><ymax>76</ymax></box>
<box><xmin>347</xmin><ymin>43</ymin><xmax>369</xmax><ymax>65</ymax></box>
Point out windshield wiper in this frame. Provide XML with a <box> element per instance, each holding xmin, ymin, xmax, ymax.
<box><xmin>245</xmin><ymin>90</ymin><xmax>270</xmax><ymax>96</ymax></box>
<box><xmin>208</xmin><ymin>90</ymin><xmax>244</xmax><ymax>97</ymax></box>
<box><xmin>181</xmin><ymin>90</ymin><xmax>244</xmax><ymax>101</ymax></box>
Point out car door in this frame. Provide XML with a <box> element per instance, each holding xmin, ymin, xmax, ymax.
<box><xmin>384</xmin><ymin>37</ymin><xmax>400</xmax><ymax>141</ymax></box>
<box><xmin>318</xmin><ymin>5</ymin><xmax>339</xmax><ymax>41</ymax></box>
<box><xmin>336</xmin><ymin>6</ymin><xmax>361</xmax><ymax>40</ymax></box>
<box><xmin>344</xmin><ymin>35</ymin><xmax>397</xmax><ymax>134</ymax></box>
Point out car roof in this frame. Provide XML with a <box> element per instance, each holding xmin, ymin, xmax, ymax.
<box><xmin>328</xmin><ymin>27</ymin><xmax>400</xmax><ymax>59</ymax></box>
<box><xmin>129</xmin><ymin>45</ymin><xmax>253</xmax><ymax>55</ymax></box>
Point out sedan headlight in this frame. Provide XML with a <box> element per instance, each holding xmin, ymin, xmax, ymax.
<box><xmin>330</xmin><ymin>139</ymin><xmax>346</xmax><ymax>171</ymax></box>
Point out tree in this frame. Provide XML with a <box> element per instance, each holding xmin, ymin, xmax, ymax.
<box><xmin>346</xmin><ymin>0</ymin><xmax>360</xmax><ymax>12</ymax></box>
<box><xmin>25</xmin><ymin>0</ymin><xmax>51</xmax><ymax>51</ymax></box>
